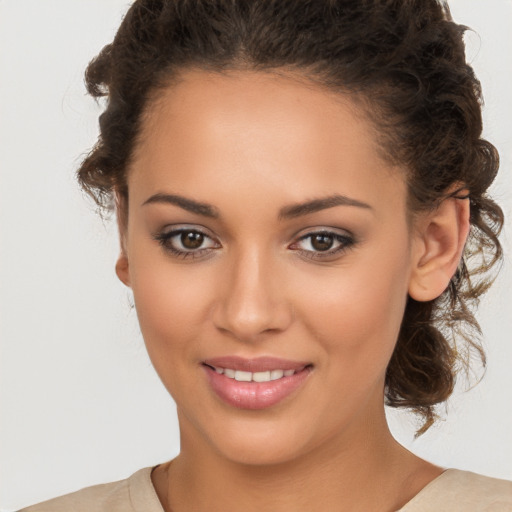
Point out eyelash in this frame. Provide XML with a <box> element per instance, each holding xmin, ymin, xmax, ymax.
<box><xmin>292</xmin><ymin>231</ymin><xmax>355</xmax><ymax>260</ymax></box>
<box><xmin>153</xmin><ymin>228</ymin><xmax>220</xmax><ymax>260</ymax></box>
<box><xmin>153</xmin><ymin>228</ymin><xmax>355</xmax><ymax>261</ymax></box>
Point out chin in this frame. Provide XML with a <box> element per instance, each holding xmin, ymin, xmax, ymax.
<box><xmin>216</xmin><ymin>435</ymin><xmax>308</xmax><ymax>467</ymax></box>
<box><xmin>193</xmin><ymin>411</ymin><xmax>326</xmax><ymax>467</ymax></box>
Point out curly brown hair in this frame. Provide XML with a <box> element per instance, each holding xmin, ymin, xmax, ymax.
<box><xmin>77</xmin><ymin>0</ymin><xmax>503</xmax><ymax>434</ymax></box>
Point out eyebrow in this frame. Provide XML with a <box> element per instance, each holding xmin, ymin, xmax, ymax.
<box><xmin>142</xmin><ymin>192</ymin><xmax>372</xmax><ymax>219</ymax></box>
<box><xmin>142</xmin><ymin>193</ymin><xmax>220</xmax><ymax>218</ymax></box>
<box><xmin>278</xmin><ymin>194</ymin><xmax>373</xmax><ymax>220</ymax></box>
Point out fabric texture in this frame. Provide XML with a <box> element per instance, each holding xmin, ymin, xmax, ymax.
<box><xmin>19</xmin><ymin>467</ymin><xmax>512</xmax><ymax>511</ymax></box>
<box><xmin>397</xmin><ymin>469</ymin><xmax>512</xmax><ymax>511</ymax></box>
<box><xmin>19</xmin><ymin>467</ymin><xmax>164</xmax><ymax>512</ymax></box>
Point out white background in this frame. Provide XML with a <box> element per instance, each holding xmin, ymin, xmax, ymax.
<box><xmin>1</xmin><ymin>1</ymin><xmax>511</xmax><ymax>510</ymax></box>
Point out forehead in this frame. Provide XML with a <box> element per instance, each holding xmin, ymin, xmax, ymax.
<box><xmin>136</xmin><ymin>68</ymin><xmax>381</xmax><ymax>163</ymax></box>
<box><xmin>128</xmin><ymin>68</ymin><xmax>406</xmax><ymax>216</ymax></box>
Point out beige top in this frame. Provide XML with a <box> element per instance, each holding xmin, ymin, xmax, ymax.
<box><xmin>20</xmin><ymin>467</ymin><xmax>512</xmax><ymax>512</ymax></box>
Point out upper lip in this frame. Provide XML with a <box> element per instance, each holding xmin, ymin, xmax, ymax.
<box><xmin>202</xmin><ymin>356</ymin><xmax>311</xmax><ymax>372</ymax></box>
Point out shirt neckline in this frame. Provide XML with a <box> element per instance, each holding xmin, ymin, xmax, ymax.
<box><xmin>128</xmin><ymin>466</ymin><xmax>166</xmax><ymax>512</ymax></box>
<box><xmin>130</xmin><ymin>465</ymin><xmax>457</xmax><ymax>512</ymax></box>
<box><xmin>396</xmin><ymin>468</ymin><xmax>455</xmax><ymax>511</ymax></box>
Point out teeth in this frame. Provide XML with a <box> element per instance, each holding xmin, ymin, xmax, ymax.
<box><xmin>211</xmin><ymin>366</ymin><xmax>301</xmax><ymax>382</ymax></box>
<box><xmin>234</xmin><ymin>370</ymin><xmax>252</xmax><ymax>382</ymax></box>
<box><xmin>224</xmin><ymin>368</ymin><xmax>236</xmax><ymax>378</ymax></box>
<box><xmin>252</xmin><ymin>371</ymin><xmax>271</xmax><ymax>383</ymax></box>
<box><xmin>270</xmin><ymin>369</ymin><xmax>284</xmax><ymax>380</ymax></box>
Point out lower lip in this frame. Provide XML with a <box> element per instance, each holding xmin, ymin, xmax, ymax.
<box><xmin>203</xmin><ymin>365</ymin><xmax>312</xmax><ymax>410</ymax></box>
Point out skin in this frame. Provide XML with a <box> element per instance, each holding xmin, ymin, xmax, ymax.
<box><xmin>115</xmin><ymin>69</ymin><xmax>469</xmax><ymax>511</ymax></box>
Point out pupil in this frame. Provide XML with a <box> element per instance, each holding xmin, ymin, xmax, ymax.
<box><xmin>312</xmin><ymin>234</ymin><xmax>333</xmax><ymax>251</ymax></box>
<box><xmin>181</xmin><ymin>231</ymin><xmax>204</xmax><ymax>249</ymax></box>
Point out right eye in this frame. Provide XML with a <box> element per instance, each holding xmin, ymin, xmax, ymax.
<box><xmin>153</xmin><ymin>228</ymin><xmax>221</xmax><ymax>259</ymax></box>
<box><xmin>288</xmin><ymin>228</ymin><xmax>356</xmax><ymax>261</ymax></box>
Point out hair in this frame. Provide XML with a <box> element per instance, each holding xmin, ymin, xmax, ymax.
<box><xmin>77</xmin><ymin>0</ymin><xmax>503</xmax><ymax>434</ymax></box>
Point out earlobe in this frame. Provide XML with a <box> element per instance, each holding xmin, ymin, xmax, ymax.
<box><xmin>408</xmin><ymin>191</ymin><xmax>470</xmax><ymax>302</ymax></box>
<box><xmin>115</xmin><ymin>252</ymin><xmax>131</xmax><ymax>287</ymax></box>
<box><xmin>114</xmin><ymin>190</ymin><xmax>131</xmax><ymax>288</ymax></box>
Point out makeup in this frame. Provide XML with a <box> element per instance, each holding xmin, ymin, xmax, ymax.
<box><xmin>202</xmin><ymin>357</ymin><xmax>312</xmax><ymax>410</ymax></box>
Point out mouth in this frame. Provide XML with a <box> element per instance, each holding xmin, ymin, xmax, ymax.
<box><xmin>202</xmin><ymin>356</ymin><xmax>313</xmax><ymax>410</ymax></box>
<box><xmin>203</xmin><ymin>364</ymin><xmax>308</xmax><ymax>383</ymax></box>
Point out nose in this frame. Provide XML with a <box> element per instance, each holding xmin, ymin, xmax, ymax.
<box><xmin>212</xmin><ymin>247</ymin><xmax>293</xmax><ymax>343</ymax></box>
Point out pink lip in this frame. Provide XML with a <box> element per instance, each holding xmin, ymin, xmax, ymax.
<box><xmin>202</xmin><ymin>357</ymin><xmax>312</xmax><ymax>410</ymax></box>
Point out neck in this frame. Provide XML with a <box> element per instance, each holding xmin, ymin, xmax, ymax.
<box><xmin>158</xmin><ymin>407</ymin><xmax>440</xmax><ymax>512</ymax></box>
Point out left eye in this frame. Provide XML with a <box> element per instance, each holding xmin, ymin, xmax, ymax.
<box><xmin>154</xmin><ymin>228</ymin><xmax>219</xmax><ymax>257</ymax></box>
<box><xmin>176</xmin><ymin>231</ymin><xmax>210</xmax><ymax>250</ymax></box>
<box><xmin>291</xmin><ymin>231</ymin><xmax>354</xmax><ymax>258</ymax></box>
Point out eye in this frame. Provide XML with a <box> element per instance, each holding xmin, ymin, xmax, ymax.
<box><xmin>290</xmin><ymin>230</ymin><xmax>355</xmax><ymax>260</ymax></box>
<box><xmin>153</xmin><ymin>227</ymin><xmax>220</xmax><ymax>259</ymax></box>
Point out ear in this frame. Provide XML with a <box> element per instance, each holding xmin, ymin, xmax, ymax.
<box><xmin>408</xmin><ymin>191</ymin><xmax>470</xmax><ymax>302</ymax></box>
<box><xmin>114</xmin><ymin>190</ymin><xmax>131</xmax><ymax>288</ymax></box>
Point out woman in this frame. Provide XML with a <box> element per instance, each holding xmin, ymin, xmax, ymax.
<box><xmin>16</xmin><ymin>0</ymin><xmax>511</xmax><ymax>510</ymax></box>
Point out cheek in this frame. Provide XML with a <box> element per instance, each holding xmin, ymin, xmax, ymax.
<box><xmin>295</xmin><ymin>250</ymin><xmax>410</xmax><ymax>374</ymax></box>
<box><xmin>129</xmin><ymin>253</ymin><xmax>214</xmax><ymax>364</ymax></box>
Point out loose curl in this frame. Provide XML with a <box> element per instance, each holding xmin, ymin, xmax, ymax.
<box><xmin>77</xmin><ymin>0</ymin><xmax>503</xmax><ymax>434</ymax></box>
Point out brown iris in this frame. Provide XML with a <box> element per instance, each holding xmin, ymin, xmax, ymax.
<box><xmin>181</xmin><ymin>231</ymin><xmax>204</xmax><ymax>249</ymax></box>
<box><xmin>311</xmin><ymin>234</ymin><xmax>334</xmax><ymax>251</ymax></box>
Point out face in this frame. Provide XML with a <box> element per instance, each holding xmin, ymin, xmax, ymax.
<box><xmin>119</xmin><ymin>69</ymin><xmax>418</xmax><ymax>465</ymax></box>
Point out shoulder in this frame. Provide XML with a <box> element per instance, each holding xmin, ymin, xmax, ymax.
<box><xmin>400</xmin><ymin>469</ymin><xmax>512</xmax><ymax>511</ymax></box>
<box><xmin>18</xmin><ymin>467</ymin><xmax>164</xmax><ymax>512</ymax></box>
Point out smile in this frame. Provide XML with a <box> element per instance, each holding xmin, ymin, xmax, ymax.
<box><xmin>202</xmin><ymin>357</ymin><xmax>313</xmax><ymax>410</ymax></box>
<box><xmin>208</xmin><ymin>366</ymin><xmax>306</xmax><ymax>382</ymax></box>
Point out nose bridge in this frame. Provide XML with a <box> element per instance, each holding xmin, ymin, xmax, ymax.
<box><xmin>213</xmin><ymin>242</ymin><xmax>291</xmax><ymax>340</ymax></box>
